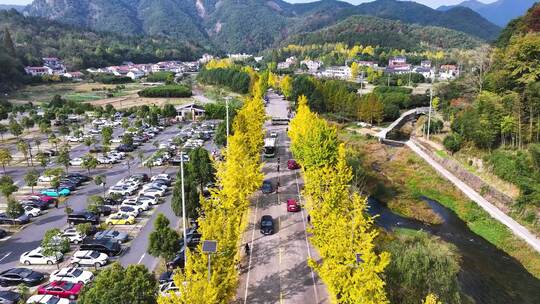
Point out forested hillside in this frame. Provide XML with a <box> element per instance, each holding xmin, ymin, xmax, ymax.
<box><xmin>284</xmin><ymin>15</ymin><xmax>483</xmax><ymax>50</ymax></box>
<box><xmin>23</xmin><ymin>0</ymin><xmax>499</xmax><ymax>53</ymax></box>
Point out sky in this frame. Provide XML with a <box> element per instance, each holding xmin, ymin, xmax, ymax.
<box><xmin>0</xmin><ymin>0</ymin><xmax>498</xmax><ymax>8</ymax></box>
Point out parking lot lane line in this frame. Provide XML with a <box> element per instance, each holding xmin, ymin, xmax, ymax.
<box><xmin>243</xmin><ymin>197</ymin><xmax>259</xmax><ymax>304</ymax></box>
<box><xmin>0</xmin><ymin>252</ymin><xmax>11</xmax><ymax>263</ymax></box>
<box><xmin>137</xmin><ymin>253</ymin><xmax>146</xmax><ymax>264</ymax></box>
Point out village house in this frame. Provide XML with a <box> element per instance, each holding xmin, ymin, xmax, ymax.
<box><xmin>199</xmin><ymin>54</ymin><xmax>214</xmax><ymax>64</ymax></box>
<box><xmin>301</xmin><ymin>60</ymin><xmax>323</xmax><ymax>73</ymax></box>
<box><xmin>439</xmin><ymin>64</ymin><xmax>460</xmax><ymax>80</ymax></box>
<box><xmin>318</xmin><ymin>66</ymin><xmax>351</xmax><ymax>80</ymax></box>
<box><xmin>228</xmin><ymin>53</ymin><xmax>253</xmax><ymax>61</ymax></box>
<box><xmin>24</xmin><ymin>66</ymin><xmax>53</xmax><ymax>76</ymax></box>
<box><xmin>63</xmin><ymin>71</ymin><xmax>84</xmax><ymax>80</ymax></box>
<box><xmin>127</xmin><ymin>69</ymin><xmax>145</xmax><ymax>80</ymax></box>
<box><xmin>175</xmin><ymin>103</ymin><xmax>206</xmax><ymax>121</ymax></box>
<box><xmin>277</xmin><ymin>56</ymin><xmax>297</xmax><ymax>70</ymax></box>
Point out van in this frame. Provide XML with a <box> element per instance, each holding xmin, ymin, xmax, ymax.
<box><xmin>67</xmin><ymin>212</ymin><xmax>100</xmax><ymax>225</ymax></box>
<box><xmin>80</xmin><ymin>239</ymin><xmax>122</xmax><ymax>256</ymax></box>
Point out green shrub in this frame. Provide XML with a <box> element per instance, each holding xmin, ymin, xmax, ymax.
<box><xmin>138</xmin><ymin>85</ymin><xmax>192</xmax><ymax>98</ymax></box>
<box><xmin>443</xmin><ymin>134</ymin><xmax>463</xmax><ymax>154</ymax></box>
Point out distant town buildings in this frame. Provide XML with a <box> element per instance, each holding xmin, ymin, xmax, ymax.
<box><xmin>277</xmin><ymin>56</ymin><xmax>297</xmax><ymax>70</ymax></box>
<box><xmin>318</xmin><ymin>66</ymin><xmax>351</xmax><ymax>80</ymax></box>
<box><xmin>228</xmin><ymin>53</ymin><xmax>253</xmax><ymax>61</ymax></box>
<box><xmin>439</xmin><ymin>64</ymin><xmax>460</xmax><ymax>80</ymax></box>
<box><xmin>300</xmin><ymin>60</ymin><xmax>323</xmax><ymax>73</ymax></box>
<box><xmin>24</xmin><ymin>57</ymin><xmax>66</xmax><ymax>76</ymax></box>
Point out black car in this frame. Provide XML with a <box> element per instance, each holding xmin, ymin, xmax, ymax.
<box><xmin>132</xmin><ymin>173</ymin><xmax>149</xmax><ymax>182</ymax></box>
<box><xmin>158</xmin><ymin>271</ymin><xmax>174</xmax><ymax>284</ymax></box>
<box><xmin>89</xmin><ymin>145</ymin><xmax>103</xmax><ymax>153</ymax></box>
<box><xmin>180</xmin><ymin>228</ymin><xmax>201</xmax><ymax>249</ymax></box>
<box><xmin>67</xmin><ymin>211</ymin><xmax>100</xmax><ymax>225</ymax></box>
<box><xmin>152</xmin><ymin>179</ymin><xmax>171</xmax><ymax>187</ymax></box>
<box><xmin>65</xmin><ymin>173</ymin><xmax>91</xmax><ymax>182</ymax></box>
<box><xmin>90</xmin><ymin>205</ymin><xmax>112</xmax><ymax>216</ymax></box>
<box><xmin>260</xmin><ymin>215</ymin><xmax>274</xmax><ymax>235</ymax></box>
<box><xmin>0</xmin><ymin>213</ymin><xmax>30</xmax><ymax>225</ymax></box>
<box><xmin>116</xmin><ymin>144</ymin><xmax>134</xmax><ymax>152</ymax></box>
<box><xmin>261</xmin><ymin>180</ymin><xmax>273</xmax><ymax>194</ymax></box>
<box><xmin>20</xmin><ymin>200</ymin><xmax>49</xmax><ymax>211</ymax></box>
<box><xmin>166</xmin><ymin>251</ymin><xmax>185</xmax><ymax>270</ymax></box>
<box><xmin>0</xmin><ymin>229</ymin><xmax>7</xmax><ymax>239</ymax></box>
<box><xmin>103</xmin><ymin>197</ymin><xmax>122</xmax><ymax>206</ymax></box>
<box><xmin>0</xmin><ymin>290</ymin><xmax>21</xmax><ymax>304</ymax></box>
<box><xmin>80</xmin><ymin>238</ymin><xmax>122</xmax><ymax>256</ymax></box>
<box><xmin>59</xmin><ymin>182</ymin><xmax>77</xmax><ymax>191</ymax></box>
<box><xmin>61</xmin><ymin>176</ymin><xmax>83</xmax><ymax>186</ymax></box>
<box><xmin>0</xmin><ymin>268</ymin><xmax>45</xmax><ymax>287</ymax></box>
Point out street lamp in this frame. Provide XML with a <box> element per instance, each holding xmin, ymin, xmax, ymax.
<box><xmin>202</xmin><ymin>240</ymin><xmax>218</xmax><ymax>282</ymax></box>
<box><xmin>180</xmin><ymin>150</ymin><xmax>188</xmax><ymax>269</ymax></box>
<box><xmin>225</xmin><ymin>96</ymin><xmax>231</xmax><ymax>145</ymax></box>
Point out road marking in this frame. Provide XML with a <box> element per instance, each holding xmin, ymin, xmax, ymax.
<box><xmin>0</xmin><ymin>251</ymin><xmax>11</xmax><ymax>263</ymax></box>
<box><xmin>137</xmin><ymin>253</ymin><xmax>146</xmax><ymax>264</ymax></box>
<box><xmin>295</xmin><ymin>170</ymin><xmax>320</xmax><ymax>304</ymax></box>
<box><xmin>243</xmin><ymin>197</ymin><xmax>258</xmax><ymax>304</ymax></box>
<box><xmin>280</xmin><ymin>291</ymin><xmax>284</xmax><ymax>304</ymax></box>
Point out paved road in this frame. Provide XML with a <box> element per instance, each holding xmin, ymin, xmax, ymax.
<box><xmin>407</xmin><ymin>139</ymin><xmax>540</xmax><ymax>253</ymax></box>
<box><xmin>236</xmin><ymin>92</ymin><xmax>328</xmax><ymax>304</ymax></box>
<box><xmin>0</xmin><ymin>124</ymin><xmax>186</xmax><ymax>272</ymax></box>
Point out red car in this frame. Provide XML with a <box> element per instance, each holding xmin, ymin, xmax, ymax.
<box><xmin>37</xmin><ymin>281</ymin><xmax>83</xmax><ymax>300</ymax></box>
<box><xmin>287</xmin><ymin>160</ymin><xmax>300</xmax><ymax>170</ymax></box>
<box><xmin>286</xmin><ymin>199</ymin><xmax>300</xmax><ymax>212</ymax></box>
<box><xmin>27</xmin><ymin>194</ymin><xmax>57</xmax><ymax>205</ymax></box>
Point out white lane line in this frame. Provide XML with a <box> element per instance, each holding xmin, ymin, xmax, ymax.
<box><xmin>137</xmin><ymin>253</ymin><xmax>146</xmax><ymax>264</ymax></box>
<box><xmin>295</xmin><ymin>170</ymin><xmax>319</xmax><ymax>304</ymax></box>
<box><xmin>243</xmin><ymin>196</ymin><xmax>259</xmax><ymax>304</ymax></box>
<box><xmin>0</xmin><ymin>251</ymin><xmax>12</xmax><ymax>263</ymax></box>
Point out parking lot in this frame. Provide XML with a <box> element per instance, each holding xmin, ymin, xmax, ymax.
<box><xmin>0</xmin><ymin>116</ymin><xmax>219</xmax><ymax>302</ymax></box>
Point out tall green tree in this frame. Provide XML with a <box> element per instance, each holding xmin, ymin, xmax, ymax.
<box><xmin>187</xmin><ymin>147</ymin><xmax>215</xmax><ymax>190</ymax></box>
<box><xmin>0</xmin><ymin>175</ymin><xmax>18</xmax><ymax>199</ymax></box>
<box><xmin>0</xmin><ymin>148</ymin><xmax>12</xmax><ymax>173</ymax></box>
<box><xmin>3</xmin><ymin>28</ymin><xmax>15</xmax><ymax>57</ymax></box>
<box><xmin>57</xmin><ymin>147</ymin><xmax>71</xmax><ymax>173</ymax></box>
<box><xmin>148</xmin><ymin>213</ymin><xmax>180</xmax><ymax>260</ymax></box>
<box><xmin>78</xmin><ymin>263</ymin><xmax>158</xmax><ymax>304</ymax></box>
<box><xmin>24</xmin><ymin>169</ymin><xmax>39</xmax><ymax>193</ymax></box>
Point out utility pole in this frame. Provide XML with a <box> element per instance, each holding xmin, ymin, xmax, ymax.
<box><xmin>427</xmin><ymin>85</ymin><xmax>433</xmax><ymax>140</ymax></box>
<box><xmin>180</xmin><ymin>150</ymin><xmax>187</xmax><ymax>269</ymax></box>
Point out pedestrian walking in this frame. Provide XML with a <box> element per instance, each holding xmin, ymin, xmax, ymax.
<box><xmin>244</xmin><ymin>243</ymin><xmax>250</xmax><ymax>256</ymax></box>
<box><xmin>307</xmin><ymin>214</ymin><xmax>311</xmax><ymax>225</ymax></box>
<box><xmin>55</xmin><ymin>200</ymin><xmax>59</xmax><ymax>209</ymax></box>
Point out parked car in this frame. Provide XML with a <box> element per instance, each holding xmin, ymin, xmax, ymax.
<box><xmin>261</xmin><ymin>180</ymin><xmax>273</xmax><ymax>194</ymax></box>
<box><xmin>0</xmin><ymin>290</ymin><xmax>21</xmax><ymax>304</ymax></box>
<box><xmin>26</xmin><ymin>295</ymin><xmax>69</xmax><ymax>304</ymax></box>
<box><xmin>0</xmin><ymin>268</ymin><xmax>45</xmax><ymax>287</ymax></box>
<box><xmin>64</xmin><ymin>173</ymin><xmax>90</xmax><ymax>183</ymax></box>
<box><xmin>151</xmin><ymin>174</ymin><xmax>171</xmax><ymax>182</ymax></box>
<box><xmin>37</xmin><ymin>281</ymin><xmax>83</xmax><ymax>300</ymax></box>
<box><xmin>108</xmin><ymin>186</ymin><xmax>134</xmax><ymax>196</ymax></box>
<box><xmin>117</xmin><ymin>206</ymin><xmax>140</xmax><ymax>218</ymax></box>
<box><xmin>67</xmin><ymin>212</ymin><xmax>100</xmax><ymax>225</ymax></box>
<box><xmin>40</xmin><ymin>188</ymin><xmax>70</xmax><ymax>197</ymax></box>
<box><xmin>37</xmin><ymin>175</ymin><xmax>53</xmax><ymax>183</ymax></box>
<box><xmin>159</xmin><ymin>281</ymin><xmax>180</xmax><ymax>296</ymax></box>
<box><xmin>61</xmin><ymin>228</ymin><xmax>86</xmax><ymax>244</ymax></box>
<box><xmin>80</xmin><ymin>239</ymin><xmax>122</xmax><ymax>256</ymax></box>
<box><xmin>140</xmin><ymin>187</ymin><xmax>165</xmax><ymax>197</ymax></box>
<box><xmin>27</xmin><ymin>194</ymin><xmax>57</xmax><ymax>205</ymax></box>
<box><xmin>20</xmin><ymin>247</ymin><xmax>63</xmax><ymax>265</ymax></box>
<box><xmin>106</xmin><ymin>213</ymin><xmax>135</xmax><ymax>225</ymax></box>
<box><xmin>89</xmin><ymin>145</ymin><xmax>103</xmax><ymax>153</ymax></box>
<box><xmin>69</xmin><ymin>158</ymin><xmax>83</xmax><ymax>166</ymax></box>
<box><xmin>0</xmin><ymin>213</ymin><xmax>30</xmax><ymax>225</ymax></box>
<box><xmin>49</xmin><ymin>268</ymin><xmax>93</xmax><ymax>285</ymax></box>
<box><xmin>0</xmin><ymin>228</ymin><xmax>7</xmax><ymax>239</ymax></box>
<box><xmin>260</xmin><ymin>215</ymin><xmax>274</xmax><ymax>235</ymax></box>
<box><xmin>116</xmin><ymin>144</ymin><xmax>134</xmax><ymax>152</ymax></box>
<box><xmin>71</xmin><ymin>250</ymin><xmax>108</xmax><ymax>268</ymax></box>
<box><xmin>90</xmin><ymin>205</ymin><xmax>112</xmax><ymax>216</ymax></box>
<box><xmin>20</xmin><ymin>200</ymin><xmax>49</xmax><ymax>211</ymax></box>
<box><xmin>159</xmin><ymin>271</ymin><xmax>173</xmax><ymax>284</ymax></box>
<box><xmin>137</xmin><ymin>195</ymin><xmax>159</xmax><ymax>205</ymax></box>
<box><xmin>94</xmin><ymin>229</ymin><xmax>129</xmax><ymax>243</ymax></box>
<box><xmin>286</xmin><ymin>199</ymin><xmax>300</xmax><ymax>212</ymax></box>
<box><xmin>23</xmin><ymin>205</ymin><xmax>42</xmax><ymax>218</ymax></box>
<box><xmin>121</xmin><ymin>200</ymin><xmax>150</xmax><ymax>212</ymax></box>
<box><xmin>132</xmin><ymin>173</ymin><xmax>149</xmax><ymax>182</ymax></box>
<box><xmin>287</xmin><ymin>159</ymin><xmax>300</xmax><ymax>170</ymax></box>
<box><xmin>97</xmin><ymin>156</ymin><xmax>113</xmax><ymax>165</ymax></box>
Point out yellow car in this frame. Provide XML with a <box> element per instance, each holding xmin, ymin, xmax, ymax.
<box><xmin>105</xmin><ymin>213</ymin><xmax>135</xmax><ymax>225</ymax></box>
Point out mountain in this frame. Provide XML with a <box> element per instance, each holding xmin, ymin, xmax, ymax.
<box><xmin>0</xmin><ymin>5</ymin><xmax>25</xmax><ymax>11</ymax></box>
<box><xmin>284</xmin><ymin>15</ymin><xmax>483</xmax><ymax>50</ymax></box>
<box><xmin>23</xmin><ymin>0</ymin><xmax>500</xmax><ymax>53</ymax></box>
<box><xmin>437</xmin><ymin>0</ymin><xmax>539</xmax><ymax>27</ymax></box>
<box><xmin>496</xmin><ymin>2</ymin><xmax>540</xmax><ymax>47</ymax></box>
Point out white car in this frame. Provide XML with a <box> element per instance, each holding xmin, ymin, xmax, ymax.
<box><xmin>140</xmin><ymin>187</ymin><xmax>165</xmax><ymax>197</ymax></box>
<box><xmin>62</xmin><ymin>228</ymin><xmax>86</xmax><ymax>244</ymax></box>
<box><xmin>137</xmin><ymin>195</ymin><xmax>159</xmax><ymax>205</ymax></box>
<box><xmin>152</xmin><ymin>174</ymin><xmax>171</xmax><ymax>182</ymax></box>
<box><xmin>26</xmin><ymin>295</ymin><xmax>69</xmax><ymax>304</ymax></box>
<box><xmin>97</xmin><ymin>156</ymin><xmax>113</xmax><ymax>164</ymax></box>
<box><xmin>108</xmin><ymin>185</ymin><xmax>134</xmax><ymax>196</ymax></box>
<box><xmin>111</xmin><ymin>137</ymin><xmax>122</xmax><ymax>143</ymax></box>
<box><xmin>143</xmin><ymin>183</ymin><xmax>168</xmax><ymax>192</ymax></box>
<box><xmin>23</xmin><ymin>205</ymin><xmax>42</xmax><ymax>218</ymax></box>
<box><xmin>65</xmin><ymin>136</ymin><xmax>82</xmax><ymax>142</ymax></box>
<box><xmin>49</xmin><ymin>267</ymin><xmax>93</xmax><ymax>284</ymax></box>
<box><xmin>71</xmin><ymin>250</ymin><xmax>108</xmax><ymax>267</ymax></box>
<box><xmin>121</xmin><ymin>200</ymin><xmax>150</xmax><ymax>212</ymax></box>
<box><xmin>118</xmin><ymin>206</ymin><xmax>140</xmax><ymax>218</ymax></box>
<box><xmin>69</xmin><ymin>158</ymin><xmax>83</xmax><ymax>166</ymax></box>
<box><xmin>37</xmin><ymin>175</ymin><xmax>53</xmax><ymax>183</ymax></box>
<box><xmin>20</xmin><ymin>247</ymin><xmax>63</xmax><ymax>265</ymax></box>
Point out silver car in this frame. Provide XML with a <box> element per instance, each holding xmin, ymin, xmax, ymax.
<box><xmin>94</xmin><ymin>229</ymin><xmax>129</xmax><ymax>243</ymax></box>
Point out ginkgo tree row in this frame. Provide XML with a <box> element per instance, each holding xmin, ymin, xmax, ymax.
<box><xmin>158</xmin><ymin>72</ymin><xmax>267</xmax><ymax>304</ymax></box>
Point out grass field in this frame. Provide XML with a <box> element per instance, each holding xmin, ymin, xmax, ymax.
<box><xmin>339</xmin><ymin>129</ymin><xmax>540</xmax><ymax>278</ymax></box>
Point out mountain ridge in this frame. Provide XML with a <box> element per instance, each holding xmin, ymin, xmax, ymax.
<box><xmin>437</xmin><ymin>0</ymin><xmax>539</xmax><ymax>26</ymax></box>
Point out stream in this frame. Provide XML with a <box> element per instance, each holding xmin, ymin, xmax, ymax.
<box><xmin>367</xmin><ymin>197</ymin><xmax>540</xmax><ymax>304</ymax></box>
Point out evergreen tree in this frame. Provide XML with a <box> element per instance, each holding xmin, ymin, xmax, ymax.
<box><xmin>3</xmin><ymin>28</ymin><xmax>15</xmax><ymax>57</ymax></box>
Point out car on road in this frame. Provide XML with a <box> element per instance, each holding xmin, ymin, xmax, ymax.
<box><xmin>69</xmin><ymin>158</ymin><xmax>83</xmax><ymax>166</ymax></box>
<box><xmin>41</xmin><ymin>188</ymin><xmax>70</xmax><ymax>197</ymax></box>
<box><xmin>286</xmin><ymin>199</ymin><xmax>300</xmax><ymax>212</ymax></box>
<box><xmin>0</xmin><ymin>290</ymin><xmax>21</xmax><ymax>304</ymax></box>
<box><xmin>0</xmin><ymin>213</ymin><xmax>30</xmax><ymax>225</ymax></box>
<box><xmin>49</xmin><ymin>268</ymin><xmax>93</xmax><ymax>285</ymax></box>
<box><xmin>287</xmin><ymin>159</ymin><xmax>300</xmax><ymax>170</ymax></box>
<box><xmin>261</xmin><ymin>180</ymin><xmax>273</xmax><ymax>194</ymax></box>
<box><xmin>260</xmin><ymin>215</ymin><xmax>275</xmax><ymax>235</ymax></box>
<box><xmin>94</xmin><ymin>229</ymin><xmax>129</xmax><ymax>243</ymax></box>
<box><xmin>23</xmin><ymin>205</ymin><xmax>42</xmax><ymax>218</ymax></box>
<box><xmin>0</xmin><ymin>268</ymin><xmax>45</xmax><ymax>287</ymax></box>
<box><xmin>106</xmin><ymin>213</ymin><xmax>135</xmax><ymax>225</ymax></box>
<box><xmin>80</xmin><ymin>238</ymin><xmax>122</xmax><ymax>256</ymax></box>
<box><xmin>20</xmin><ymin>247</ymin><xmax>63</xmax><ymax>265</ymax></box>
<box><xmin>61</xmin><ymin>228</ymin><xmax>86</xmax><ymax>244</ymax></box>
<box><xmin>26</xmin><ymin>295</ymin><xmax>70</xmax><ymax>304</ymax></box>
<box><xmin>71</xmin><ymin>250</ymin><xmax>108</xmax><ymax>268</ymax></box>
<box><xmin>0</xmin><ymin>228</ymin><xmax>7</xmax><ymax>239</ymax></box>
<box><xmin>37</xmin><ymin>281</ymin><xmax>83</xmax><ymax>300</ymax></box>
<box><xmin>67</xmin><ymin>212</ymin><xmax>100</xmax><ymax>225</ymax></box>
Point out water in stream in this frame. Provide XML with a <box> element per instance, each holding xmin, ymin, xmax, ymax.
<box><xmin>367</xmin><ymin>197</ymin><xmax>540</xmax><ymax>304</ymax></box>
